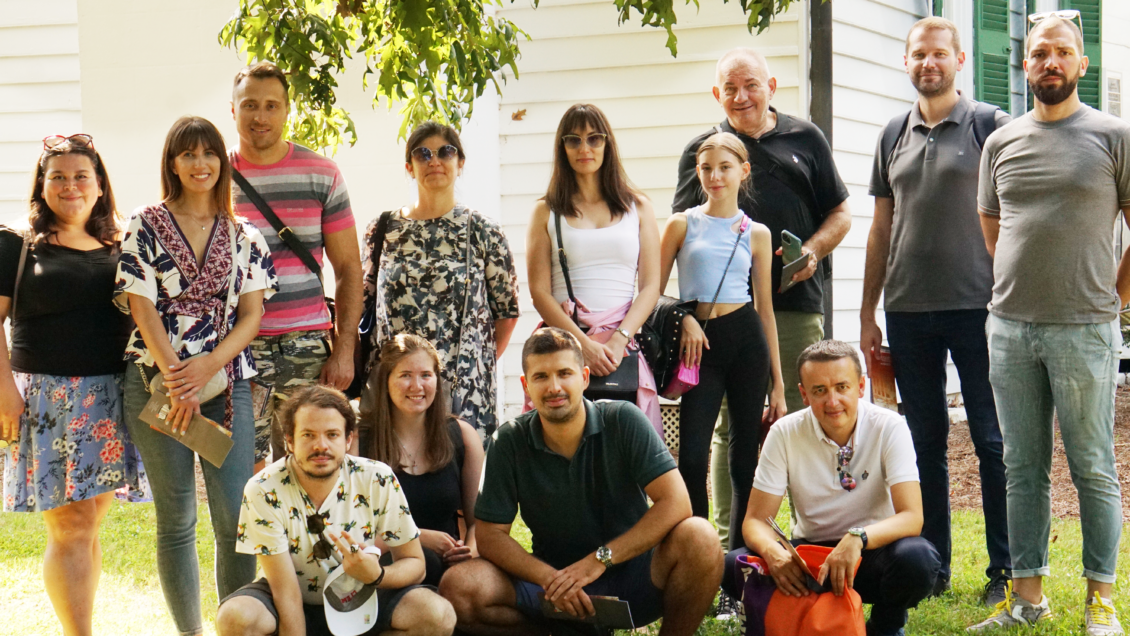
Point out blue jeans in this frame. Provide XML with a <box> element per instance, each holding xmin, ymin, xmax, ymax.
<box><xmin>986</xmin><ymin>315</ymin><xmax>1122</xmax><ymax>583</ymax></box>
<box><xmin>123</xmin><ymin>367</ymin><xmax>256</xmax><ymax>635</ymax></box>
<box><xmin>886</xmin><ymin>309</ymin><xmax>1010</xmax><ymax>581</ymax></box>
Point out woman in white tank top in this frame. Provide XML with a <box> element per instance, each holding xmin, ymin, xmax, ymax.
<box><xmin>526</xmin><ymin>104</ymin><xmax>661</xmax><ymax>420</ymax></box>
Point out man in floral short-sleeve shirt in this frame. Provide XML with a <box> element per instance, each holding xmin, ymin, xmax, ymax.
<box><xmin>216</xmin><ymin>385</ymin><xmax>455</xmax><ymax>636</ymax></box>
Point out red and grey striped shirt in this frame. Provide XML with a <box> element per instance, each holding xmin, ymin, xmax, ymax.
<box><xmin>231</xmin><ymin>143</ymin><xmax>355</xmax><ymax>335</ymax></box>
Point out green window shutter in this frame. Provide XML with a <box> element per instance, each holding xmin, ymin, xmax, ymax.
<box><xmin>975</xmin><ymin>0</ymin><xmax>1013</xmax><ymax>110</ymax></box>
<box><xmin>1062</xmin><ymin>0</ymin><xmax>1102</xmax><ymax>110</ymax></box>
<box><xmin>933</xmin><ymin>0</ymin><xmax>943</xmax><ymax>17</ymax></box>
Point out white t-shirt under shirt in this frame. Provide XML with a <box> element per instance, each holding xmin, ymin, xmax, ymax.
<box><xmin>753</xmin><ymin>400</ymin><xmax>919</xmax><ymax>543</ymax></box>
<box><xmin>236</xmin><ymin>455</ymin><xmax>420</xmax><ymax>605</ymax></box>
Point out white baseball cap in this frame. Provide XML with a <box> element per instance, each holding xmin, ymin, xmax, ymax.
<box><xmin>323</xmin><ymin>546</ymin><xmax>382</xmax><ymax>636</ymax></box>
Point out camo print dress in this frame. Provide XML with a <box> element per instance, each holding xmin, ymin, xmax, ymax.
<box><xmin>362</xmin><ymin>205</ymin><xmax>520</xmax><ymax>434</ymax></box>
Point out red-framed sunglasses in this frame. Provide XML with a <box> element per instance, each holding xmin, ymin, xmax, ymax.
<box><xmin>43</xmin><ymin>134</ymin><xmax>95</xmax><ymax>151</ymax></box>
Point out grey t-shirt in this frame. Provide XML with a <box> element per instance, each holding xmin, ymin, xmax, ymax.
<box><xmin>870</xmin><ymin>95</ymin><xmax>1009</xmax><ymax>312</ymax></box>
<box><xmin>978</xmin><ymin>106</ymin><xmax>1130</xmax><ymax>324</ymax></box>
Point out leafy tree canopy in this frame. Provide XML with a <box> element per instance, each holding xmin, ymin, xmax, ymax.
<box><xmin>220</xmin><ymin>0</ymin><xmax>804</xmax><ymax>153</ymax></box>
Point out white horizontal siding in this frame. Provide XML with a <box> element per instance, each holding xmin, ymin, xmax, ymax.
<box><xmin>0</xmin><ymin>0</ymin><xmax>82</xmax><ymax>224</ymax></box>
<box><xmin>497</xmin><ymin>0</ymin><xmax>807</xmax><ymax>419</ymax></box>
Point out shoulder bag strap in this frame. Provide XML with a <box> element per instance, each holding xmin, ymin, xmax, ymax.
<box><xmin>222</xmin><ymin>220</ymin><xmax>239</xmax><ymax>340</ymax></box>
<box><xmin>11</xmin><ymin>232</ymin><xmax>29</xmax><ymax>317</ymax></box>
<box><xmin>361</xmin><ymin>210</ymin><xmax>395</xmax><ymax>330</ymax></box>
<box><xmin>553</xmin><ymin>211</ymin><xmax>581</xmax><ymax>325</ymax></box>
<box><xmin>700</xmin><ymin>217</ymin><xmax>750</xmax><ymax>330</ymax></box>
<box><xmin>231</xmin><ymin>168</ymin><xmax>324</xmax><ymax>287</ymax></box>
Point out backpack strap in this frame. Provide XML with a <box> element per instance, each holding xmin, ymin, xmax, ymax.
<box><xmin>971</xmin><ymin>101</ymin><xmax>1003</xmax><ymax>151</ymax></box>
<box><xmin>878</xmin><ymin>112</ymin><xmax>911</xmax><ymax>194</ymax></box>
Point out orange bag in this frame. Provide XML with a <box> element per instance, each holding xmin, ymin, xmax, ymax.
<box><xmin>739</xmin><ymin>545</ymin><xmax>866</xmax><ymax>636</ymax></box>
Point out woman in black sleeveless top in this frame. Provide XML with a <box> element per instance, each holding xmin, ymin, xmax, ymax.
<box><xmin>361</xmin><ymin>333</ymin><xmax>484</xmax><ymax>586</ymax></box>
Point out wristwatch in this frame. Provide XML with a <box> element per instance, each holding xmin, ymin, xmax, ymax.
<box><xmin>595</xmin><ymin>545</ymin><xmax>613</xmax><ymax>568</ymax></box>
<box><xmin>615</xmin><ymin>327</ymin><xmax>633</xmax><ymax>341</ymax></box>
<box><xmin>848</xmin><ymin>526</ymin><xmax>868</xmax><ymax>550</ymax></box>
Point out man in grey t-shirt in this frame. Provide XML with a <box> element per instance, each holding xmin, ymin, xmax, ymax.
<box><xmin>969</xmin><ymin>16</ymin><xmax>1130</xmax><ymax>635</ymax></box>
<box><xmin>861</xmin><ymin>17</ymin><xmax>1011</xmax><ymax>607</ymax></box>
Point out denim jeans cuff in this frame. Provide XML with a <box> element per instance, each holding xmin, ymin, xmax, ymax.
<box><xmin>1012</xmin><ymin>565</ymin><xmax>1052</xmax><ymax>579</ymax></box>
<box><xmin>1083</xmin><ymin>569</ymin><xmax>1117</xmax><ymax>585</ymax></box>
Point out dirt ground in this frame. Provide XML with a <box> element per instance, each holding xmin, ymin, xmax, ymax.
<box><xmin>948</xmin><ymin>385</ymin><xmax>1130</xmax><ymax>520</ymax></box>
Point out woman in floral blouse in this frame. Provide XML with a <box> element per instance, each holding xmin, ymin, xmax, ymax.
<box><xmin>360</xmin><ymin>121</ymin><xmax>520</xmax><ymax>437</ymax></box>
<box><xmin>115</xmin><ymin>116</ymin><xmax>278</xmax><ymax>635</ymax></box>
<box><xmin>0</xmin><ymin>134</ymin><xmax>146</xmax><ymax>636</ymax></box>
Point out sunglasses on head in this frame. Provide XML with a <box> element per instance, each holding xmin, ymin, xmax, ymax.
<box><xmin>1026</xmin><ymin>9</ymin><xmax>1083</xmax><ymax>33</ymax></box>
<box><xmin>562</xmin><ymin>133</ymin><xmax>608</xmax><ymax>151</ymax></box>
<box><xmin>410</xmin><ymin>145</ymin><xmax>460</xmax><ymax>163</ymax></box>
<box><xmin>836</xmin><ymin>445</ymin><xmax>857</xmax><ymax>492</ymax></box>
<box><xmin>306</xmin><ymin>512</ymin><xmax>335</xmax><ymax>560</ymax></box>
<box><xmin>43</xmin><ymin>134</ymin><xmax>94</xmax><ymax>151</ymax></box>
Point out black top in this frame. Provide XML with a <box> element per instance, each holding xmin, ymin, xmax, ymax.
<box><xmin>0</xmin><ymin>228</ymin><xmax>133</xmax><ymax>376</ymax></box>
<box><xmin>672</xmin><ymin>110</ymin><xmax>851</xmax><ymax>314</ymax></box>
<box><xmin>476</xmin><ymin>400</ymin><xmax>677</xmax><ymax>570</ymax></box>
<box><xmin>397</xmin><ymin>418</ymin><xmax>466</xmax><ymax>540</ymax></box>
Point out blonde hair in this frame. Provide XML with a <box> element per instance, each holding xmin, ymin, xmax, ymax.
<box><xmin>906</xmin><ymin>16</ymin><xmax>962</xmax><ymax>53</ymax></box>
<box><xmin>695</xmin><ymin>132</ymin><xmax>753</xmax><ymax>197</ymax></box>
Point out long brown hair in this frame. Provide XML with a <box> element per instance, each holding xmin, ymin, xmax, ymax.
<box><xmin>544</xmin><ymin>104</ymin><xmax>638</xmax><ymax>219</ymax></box>
<box><xmin>364</xmin><ymin>334</ymin><xmax>455</xmax><ymax>471</ymax></box>
<box><xmin>160</xmin><ymin>116</ymin><xmax>235</xmax><ymax>222</ymax></box>
<box><xmin>28</xmin><ymin>139</ymin><xmax>120</xmax><ymax>246</ymax></box>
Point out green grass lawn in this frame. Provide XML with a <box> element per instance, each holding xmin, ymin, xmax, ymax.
<box><xmin>2</xmin><ymin>501</ymin><xmax>1127</xmax><ymax>635</ymax></box>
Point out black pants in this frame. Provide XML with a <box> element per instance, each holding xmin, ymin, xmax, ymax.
<box><xmin>677</xmin><ymin>303</ymin><xmax>769</xmax><ymax>550</ymax></box>
<box><xmin>722</xmin><ymin>537</ymin><xmax>940</xmax><ymax>634</ymax></box>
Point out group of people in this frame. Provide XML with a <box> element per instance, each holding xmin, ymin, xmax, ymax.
<box><xmin>2</xmin><ymin>9</ymin><xmax>1129</xmax><ymax>636</ymax></box>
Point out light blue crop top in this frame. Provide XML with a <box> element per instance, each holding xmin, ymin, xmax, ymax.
<box><xmin>676</xmin><ymin>206</ymin><xmax>753</xmax><ymax>304</ymax></box>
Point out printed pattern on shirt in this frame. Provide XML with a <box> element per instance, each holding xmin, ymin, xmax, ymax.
<box><xmin>231</xmin><ymin>143</ymin><xmax>355</xmax><ymax>335</ymax></box>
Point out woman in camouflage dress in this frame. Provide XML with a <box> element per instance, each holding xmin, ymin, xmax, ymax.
<box><xmin>361</xmin><ymin>122</ymin><xmax>520</xmax><ymax>437</ymax></box>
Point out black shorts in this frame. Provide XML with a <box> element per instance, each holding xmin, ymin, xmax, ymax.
<box><xmin>512</xmin><ymin>549</ymin><xmax>663</xmax><ymax>629</ymax></box>
<box><xmin>220</xmin><ymin>578</ymin><xmax>431</xmax><ymax>636</ymax></box>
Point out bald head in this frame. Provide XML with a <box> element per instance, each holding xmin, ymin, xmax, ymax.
<box><xmin>715</xmin><ymin>48</ymin><xmax>772</xmax><ymax>87</ymax></box>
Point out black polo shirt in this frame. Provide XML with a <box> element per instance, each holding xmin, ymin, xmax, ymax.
<box><xmin>672</xmin><ymin>109</ymin><xmax>850</xmax><ymax>314</ymax></box>
<box><xmin>476</xmin><ymin>400</ymin><xmax>676</xmax><ymax>570</ymax></box>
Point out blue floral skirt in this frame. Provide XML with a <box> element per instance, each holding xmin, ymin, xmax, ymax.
<box><xmin>2</xmin><ymin>372</ymin><xmax>149</xmax><ymax>512</ymax></box>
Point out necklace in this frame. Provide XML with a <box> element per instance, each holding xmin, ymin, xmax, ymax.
<box><xmin>398</xmin><ymin>440</ymin><xmax>418</xmax><ymax>472</ymax></box>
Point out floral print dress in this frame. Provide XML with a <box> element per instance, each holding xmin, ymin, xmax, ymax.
<box><xmin>362</xmin><ymin>206</ymin><xmax>520</xmax><ymax>434</ymax></box>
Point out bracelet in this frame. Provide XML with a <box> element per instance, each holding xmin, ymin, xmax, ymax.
<box><xmin>371</xmin><ymin>562</ymin><xmax>386</xmax><ymax>587</ymax></box>
<box><xmin>616</xmin><ymin>327</ymin><xmax>632</xmax><ymax>341</ymax></box>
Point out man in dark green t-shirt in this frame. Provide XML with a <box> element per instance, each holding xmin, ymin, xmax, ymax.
<box><xmin>439</xmin><ymin>328</ymin><xmax>722</xmax><ymax>635</ymax></box>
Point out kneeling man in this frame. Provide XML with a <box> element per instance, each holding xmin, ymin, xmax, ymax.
<box><xmin>724</xmin><ymin>340</ymin><xmax>939</xmax><ymax>636</ymax></box>
<box><xmin>216</xmin><ymin>385</ymin><xmax>455</xmax><ymax>636</ymax></box>
<box><xmin>441</xmin><ymin>327</ymin><xmax>722</xmax><ymax>635</ymax></box>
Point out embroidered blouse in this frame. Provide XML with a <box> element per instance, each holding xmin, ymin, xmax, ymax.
<box><xmin>114</xmin><ymin>204</ymin><xmax>279</xmax><ymax>379</ymax></box>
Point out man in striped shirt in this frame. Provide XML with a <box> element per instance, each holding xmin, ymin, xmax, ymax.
<box><xmin>229</xmin><ymin>62</ymin><xmax>363</xmax><ymax>467</ymax></box>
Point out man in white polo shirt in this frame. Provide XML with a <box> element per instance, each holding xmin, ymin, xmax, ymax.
<box><xmin>722</xmin><ymin>340</ymin><xmax>939</xmax><ymax>636</ymax></box>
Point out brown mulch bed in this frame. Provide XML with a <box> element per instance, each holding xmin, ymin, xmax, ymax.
<box><xmin>949</xmin><ymin>385</ymin><xmax>1130</xmax><ymax>520</ymax></box>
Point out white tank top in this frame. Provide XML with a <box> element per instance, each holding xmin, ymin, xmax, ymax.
<box><xmin>549</xmin><ymin>204</ymin><xmax>640</xmax><ymax>312</ymax></box>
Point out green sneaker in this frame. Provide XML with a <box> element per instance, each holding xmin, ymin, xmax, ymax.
<box><xmin>1086</xmin><ymin>592</ymin><xmax>1124</xmax><ymax>635</ymax></box>
<box><xmin>967</xmin><ymin>580</ymin><xmax>1052</xmax><ymax>632</ymax></box>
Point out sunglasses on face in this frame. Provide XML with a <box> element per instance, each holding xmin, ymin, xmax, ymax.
<box><xmin>1026</xmin><ymin>9</ymin><xmax>1083</xmax><ymax>34</ymax></box>
<box><xmin>43</xmin><ymin>134</ymin><xmax>95</xmax><ymax>151</ymax></box>
<box><xmin>410</xmin><ymin>145</ymin><xmax>460</xmax><ymax>163</ymax></box>
<box><xmin>562</xmin><ymin>133</ymin><xmax>608</xmax><ymax>150</ymax></box>
<box><xmin>836</xmin><ymin>445</ymin><xmax>857</xmax><ymax>492</ymax></box>
<box><xmin>306</xmin><ymin>512</ymin><xmax>335</xmax><ymax>560</ymax></box>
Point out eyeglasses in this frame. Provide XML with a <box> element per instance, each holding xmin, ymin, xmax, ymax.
<box><xmin>562</xmin><ymin>133</ymin><xmax>608</xmax><ymax>150</ymax></box>
<box><xmin>43</xmin><ymin>134</ymin><xmax>94</xmax><ymax>151</ymax></box>
<box><xmin>410</xmin><ymin>145</ymin><xmax>460</xmax><ymax>163</ymax></box>
<box><xmin>836</xmin><ymin>445</ymin><xmax>857</xmax><ymax>492</ymax></box>
<box><xmin>1027</xmin><ymin>9</ymin><xmax>1083</xmax><ymax>33</ymax></box>
<box><xmin>306</xmin><ymin>512</ymin><xmax>335</xmax><ymax>560</ymax></box>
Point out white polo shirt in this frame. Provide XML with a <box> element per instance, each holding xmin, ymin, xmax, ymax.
<box><xmin>752</xmin><ymin>400</ymin><xmax>919</xmax><ymax>543</ymax></box>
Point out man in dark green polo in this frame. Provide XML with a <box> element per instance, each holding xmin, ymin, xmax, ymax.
<box><xmin>439</xmin><ymin>327</ymin><xmax>722</xmax><ymax>635</ymax></box>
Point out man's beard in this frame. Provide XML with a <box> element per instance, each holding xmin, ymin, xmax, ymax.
<box><xmin>912</xmin><ymin>70</ymin><xmax>955</xmax><ymax>99</ymax></box>
<box><xmin>1030</xmin><ymin>71</ymin><xmax>1078</xmax><ymax>106</ymax></box>
<box><xmin>296</xmin><ymin>452</ymin><xmax>342</xmax><ymax>481</ymax></box>
<box><xmin>538</xmin><ymin>394</ymin><xmax>582</xmax><ymax>425</ymax></box>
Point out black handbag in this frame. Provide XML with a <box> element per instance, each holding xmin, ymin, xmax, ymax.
<box><xmin>554</xmin><ymin>212</ymin><xmax>639</xmax><ymax>403</ymax></box>
<box><xmin>635</xmin><ymin>295</ymin><xmax>693</xmax><ymax>391</ymax></box>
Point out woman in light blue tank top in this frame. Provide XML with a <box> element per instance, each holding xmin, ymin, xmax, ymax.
<box><xmin>658</xmin><ymin>132</ymin><xmax>786</xmax><ymax>550</ymax></box>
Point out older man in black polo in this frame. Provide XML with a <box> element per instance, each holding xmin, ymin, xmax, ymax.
<box><xmin>439</xmin><ymin>327</ymin><xmax>721</xmax><ymax>635</ymax></box>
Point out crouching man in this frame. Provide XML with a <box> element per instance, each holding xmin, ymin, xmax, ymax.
<box><xmin>724</xmin><ymin>340</ymin><xmax>940</xmax><ymax>636</ymax></box>
<box><xmin>440</xmin><ymin>327</ymin><xmax>722</xmax><ymax>635</ymax></box>
<box><xmin>216</xmin><ymin>385</ymin><xmax>455</xmax><ymax>636</ymax></box>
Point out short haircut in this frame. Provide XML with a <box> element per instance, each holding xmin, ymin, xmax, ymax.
<box><xmin>906</xmin><ymin>16</ymin><xmax>962</xmax><ymax>54</ymax></box>
<box><xmin>279</xmin><ymin>385</ymin><xmax>357</xmax><ymax>442</ymax></box>
<box><xmin>796</xmin><ymin>339</ymin><xmax>863</xmax><ymax>384</ymax></box>
<box><xmin>1026</xmin><ymin>16</ymin><xmax>1084</xmax><ymax>56</ymax></box>
<box><xmin>232</xmin><ymin>61</ymin><xmax>290</xmax><ymax>104</ymax></box>
<box><xmin>521</xmin><ymin>327</ymin><xmax>584</xmax><ymax>374</ymax></box>
<box><xmin>715</xmin><ymin>47</ymin><xmax>771</xmax><ymax>87</ymax></box>
<box><xmin>404</xmin><ymin>121</ymin><xmax>466</xmax><ymax>164</ymax></box>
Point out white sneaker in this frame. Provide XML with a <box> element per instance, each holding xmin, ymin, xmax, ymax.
<box><xmin>1086</xmin><ymin>592</ymin><xmax>1124</xmax><ymax>635</ymax></box>
<box><xmin>967</xmin><ymin>580</ymin><xmax>1052</xmax><ymax>632</ymax></box>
